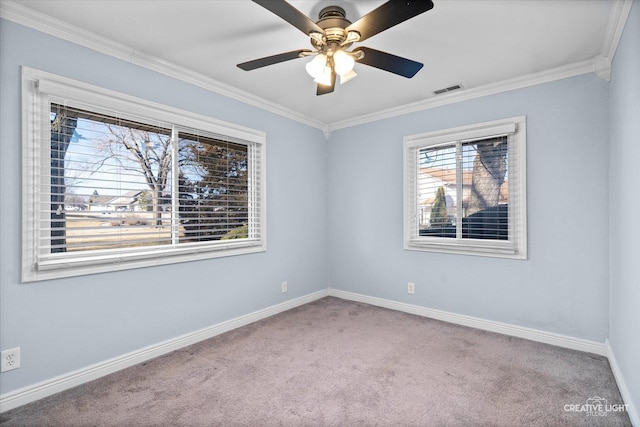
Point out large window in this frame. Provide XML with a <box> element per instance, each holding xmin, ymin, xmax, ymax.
<box><xmin>22</xmin><ymin>68</ymin><xmax>266</xmax><ymax>281</ymax></box>
<box><xmin>403</xmin><ymin>117</ymin><xmax>526</xmax><ymax>259</ymax></box>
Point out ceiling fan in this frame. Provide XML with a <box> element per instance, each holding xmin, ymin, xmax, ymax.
<box><xmin>237</xmin><ymin>0</ymin><xmax>435</xmax><ymax>95</ymax></box>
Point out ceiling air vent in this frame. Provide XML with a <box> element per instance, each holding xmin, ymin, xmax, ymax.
<box><xmin>433</xmin><ymin>84</ymin><xmax>462</xmax><ymax>95</ymax></box>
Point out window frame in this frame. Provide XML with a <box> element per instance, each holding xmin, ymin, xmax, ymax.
<box><xmin>403</xmin><ymin>116</ymin><xmax>527</xmax><ymax>259</ymax></box>
<box><xmin>22</xmin><ymin>67</ymin><xmax>267</xmax><ymax>282</ymax></box>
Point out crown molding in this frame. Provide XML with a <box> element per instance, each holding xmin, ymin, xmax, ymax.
<box><xmin>327</xmin><ymin>0</ymin><xmax>633</xmax><ymax>132</ymax></box>
<box><xmin>601</xmin><ymin>0</ymin><xmax>634</xmax><ymax>63</ymax></box>
<box><xmin>1</xmin><ymin>0</ymin><xmax>632</xmax><ymax>136</ymax></box>
<box><xmin>0</xmin><ymin>0</ymin><xmax>326</xmax><ymax>133</ymax></box>
<box><xmin>594</xmin><ymin>55</ymin><xmax>612</xmax><ymax>82</ymax></box>
<box><xmin>328</xmin><ymin>58</ymin><xmax>597</xmax><ymax>131</ymax></box>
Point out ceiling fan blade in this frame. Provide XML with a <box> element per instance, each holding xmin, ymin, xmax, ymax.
<box><xmin>237</xmin><ymin>49</ymin><xmax>312</xmax><ymax>71</ymax></box>
<box><xmin>345</xmin><ymin>0</ymin><xmax>434</xmax><ymax>42</ymax></box>
<box><xmin>252</xmin><ymin>0</ymin><xmax>323</xmax><ymax>36</ymax></box>
<box><xmin>316</xmin><ymin>70</ymin><xmax>336</xmax><ymax>96</ymax></box>
<box><xmin>356</xmin><ymin>47</ymin><xmax>423</xmax><ymax>78</ymax></box>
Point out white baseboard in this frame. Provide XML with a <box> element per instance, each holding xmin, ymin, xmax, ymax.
<box><xmin>329</xmin><ymin>289</ymin><xmax>640</xmax><ymax>424</ymax></box>
<box><xmin>328</xmin><ymin>288</ymin><xmax>608</xmax><ymax>356</ymax></box>
<box><xmin>2</xmin><ymin>288</ymin><xmax>625</xmax><ymax>416</ymax></box>
<box><xmin>0</xmin><ymin>289</ymin><xmax>328</xmax><ymax>413</ymax></box>
<box><xmin>607</xmin><ymin>341</ymin><xmax>639</xmax><ymax>426</ymax></box>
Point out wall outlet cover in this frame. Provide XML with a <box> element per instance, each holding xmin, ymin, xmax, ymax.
<box><xmin>1</xmin><ymin>347</ymin><xmax>21</xmax><ymax>372</ymax></box>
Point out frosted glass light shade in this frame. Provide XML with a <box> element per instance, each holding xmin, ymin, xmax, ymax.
<box><xmin>339</xmin><ymin>69</ymin><xmax>357</xmax><ymax>85</ymax></box>
<box><xmin>314</xmin><ymin>66</ymin><xmax>333</xmax><ymax>86</ymax></box>
<box><xmin>333</xmin><ymin>50</ymin><xmax>355</xmax><ymax>75</ymax></box>
<box><xmin>305</xmin><ymin>54</ymin><xmax>327</xmax><ymax>79</ymax></box>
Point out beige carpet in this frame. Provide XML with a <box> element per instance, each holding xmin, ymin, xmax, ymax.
<box><xmin>0</xmin><ymin>297</ymin><xmax>631</xmax><ymax>426</ymax></box>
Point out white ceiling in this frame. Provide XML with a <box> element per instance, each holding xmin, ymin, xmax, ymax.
<box><xmin>3</xmin><ymin>0</ymin><xmax>623</xmax><ymax>129</ymax></box>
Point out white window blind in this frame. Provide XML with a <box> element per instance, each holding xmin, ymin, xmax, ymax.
<box><xmin>403</xmin><ymin>117</ymin><xmax>526</xmax><ymax>259</ymax></box>
<box><xmin>22</xmin><ymin>67</ymin><xmax>266</xmax><ymax>281</ymax></box>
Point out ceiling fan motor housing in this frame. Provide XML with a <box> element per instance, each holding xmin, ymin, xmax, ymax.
<box><xmin>318</xmin><ymin>6</ymin><xmax>349</xmax><ymax>25</ymax></box>
<box><xmin>312</xmin><ymin>6</ymin><xmax>353</xmax><ymax>49</ymax></box>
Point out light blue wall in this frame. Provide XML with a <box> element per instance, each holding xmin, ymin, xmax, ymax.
<box><xmin>1</xmin><ymin>6</ymin><xmax>636</xmax><ymax>409</ymax></box>
<box><xmin>0</xmin><ymin>19</ymin><xmax>328</xmax><ymax>394</ymax></box>
<box><xmin>327</xmin><ymin>74</ymin><xmax>611</xmax><ymax>342</ymax></box>
<box><xmin>609</xmin><ymin>0</ymin><xmax>640</xmax><ymax>417</ymax></box>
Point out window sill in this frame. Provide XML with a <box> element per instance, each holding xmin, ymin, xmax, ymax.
<box><xmin>405</xmin><ymin>239</ymin><xmax>526</xmax><ymax>260</ymax></box>
<box><xmin>23</xmin><ymin>241</ymin><xmax>266</xmax><ymax>283</ymax></box>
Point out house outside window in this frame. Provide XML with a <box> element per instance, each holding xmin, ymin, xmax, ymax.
<box><xmin>403</xmin><ymin>116</ymin><xmax>526</xmax><ymax>259</ymax></box>
<box><xmin>22</xmin><ymin>67</ymin><xmax>266</xmax><ymax>282</ymax></box>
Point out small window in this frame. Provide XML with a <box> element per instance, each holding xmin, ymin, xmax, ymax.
<box><xmin>403</xmin><ymin>117</ymin><xmax>526</xmax><ymax>259</ymax></box>
<box><xmin>22</xmin><ymin>68</ymin><xmax>266</xmax><ymax>281</ymax></box>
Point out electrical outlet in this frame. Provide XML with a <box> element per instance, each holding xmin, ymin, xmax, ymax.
<box><xmin>408</xmin><ymin>282</ymin><xmax>415</xmax><ymax>295</ymax></box>
<box><xmin>1</xmin><ymin>347</ymin><xmax>21</xmax><ymax>372</ymax></box>
<box><xmin>281</xmin><ymin>281</ymin><xmax>288</xmax><ymax>293</ymax></box>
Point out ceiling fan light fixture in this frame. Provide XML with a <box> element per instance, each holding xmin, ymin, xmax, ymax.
<box><xmin>333</xmin><ymin>49</ymin><xmax>355</xmax><ymax>75</ymax></box>
<box><xmin>239</xmin><ymin>0</ymin><xmax>433</xmax><ymax>95</ymax></box>
<box><xmin>305</xmin><ymin>53</ymin><xmax>327</xmax><ymax>79</ymax></box>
